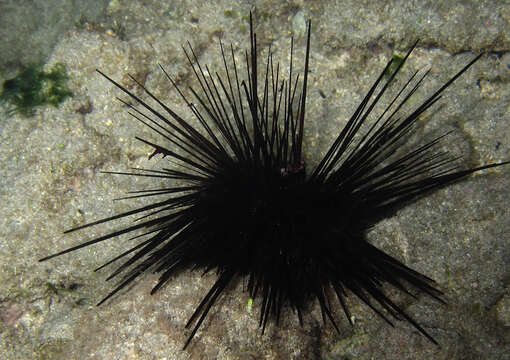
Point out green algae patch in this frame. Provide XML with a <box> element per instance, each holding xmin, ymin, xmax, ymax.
<box><xmin>1</xmin><ymin>63</ymin><xmax>73</xmax><ymax>116</ymax></box>
<box><xmin>385</xmin><ymin>53</ymin><xmax>406</xmax><ymax>79</ymax></box>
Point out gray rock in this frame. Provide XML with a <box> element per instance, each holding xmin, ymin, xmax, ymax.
<box><xmin>0</xmin><ymin>0</ymin><xmax>109</xmax><ymax>70</ymax></box>
<box><xmin>1</xmin><ymin>1</ymin><xmax>508</xmax><ymax>359</ymax></box>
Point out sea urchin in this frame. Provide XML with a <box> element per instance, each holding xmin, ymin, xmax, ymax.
<box><xmin>40</xmin><ymin>13</ymin><xmax>509</xmax><ymax>348</ymax></box>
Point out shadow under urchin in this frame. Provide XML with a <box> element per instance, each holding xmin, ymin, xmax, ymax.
<box><xmin>40</xmin><ymin>12</ymin><xmax>509</xmax><ymax>349</ymax></box>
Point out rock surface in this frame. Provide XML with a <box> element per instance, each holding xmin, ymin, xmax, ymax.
<box><xmin>1</xmin><ymin>1</ymin><xmax>509</xmax><ymax>359</ymax></box>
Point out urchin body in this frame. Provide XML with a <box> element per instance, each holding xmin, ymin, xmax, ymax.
<box><xmin>41</xmin><ymin>13</ymin><xmax>508</xmax><ymax>349</ymax></box>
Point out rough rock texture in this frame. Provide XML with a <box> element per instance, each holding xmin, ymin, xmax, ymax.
<box><xmin>0</xmin><ymin>0</ymin><xmax>509</xmax><ymax>359</ymax></box>
<box><xmin>0</xmin><ymin>0</ymin><xmax>109</xmax><ymax>71</ymax></box>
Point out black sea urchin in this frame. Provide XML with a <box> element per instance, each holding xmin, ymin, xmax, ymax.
<box><xmin>40</xmin><ymin>13</ymin><xmax>509</xmax><ymax>348</ymax></box>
